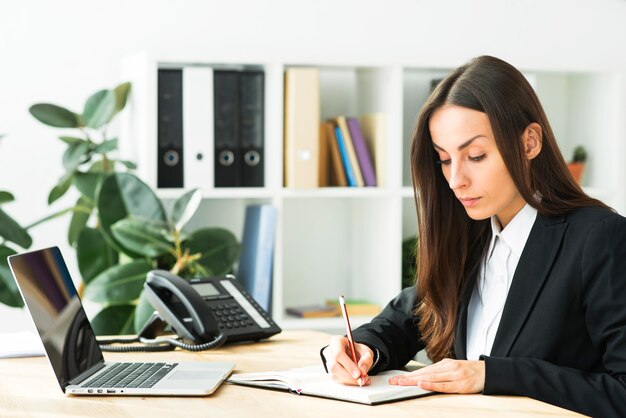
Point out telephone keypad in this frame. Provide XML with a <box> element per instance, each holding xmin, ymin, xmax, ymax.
<box><xmin>209</xmin><ymin>302</ymin><xmax>254</xmax><ymax>330</ymax></box>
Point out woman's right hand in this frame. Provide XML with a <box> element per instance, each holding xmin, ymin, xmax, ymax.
<box><xmin>323</xmin><ymin>335</ymin><xmax>374</xmax><ymax>386</ymax></box>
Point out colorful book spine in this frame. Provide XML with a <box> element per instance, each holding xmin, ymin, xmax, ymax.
<box><xmin>346</xmin><ymin>118</ymin><xmax>377</xmax><ymax>187</ymax></box>
<box><xmin>334</xmin><ymin>126</ymin><xmax>357</xmax><ymax>187</ymax></box>
<box><xmin>336</xmin><ymin>116</ymin><xmax>364</xmax><ymax>187</ymax></box>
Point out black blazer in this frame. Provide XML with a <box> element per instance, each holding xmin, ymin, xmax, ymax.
<box><xmin>351</xmin><ymin>206</ymin><xmax>626</xmax><ymax>418</ymax></box>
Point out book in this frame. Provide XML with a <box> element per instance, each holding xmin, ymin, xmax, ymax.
<box><xmin>336</xmin><ymin>116</ymin><xmax>364</xmax><ymax>187</ymax></box>
<box><xmin>322</xmin><ymin>121</ymin><xmax>347</xmax><ymax>187</ymax></box>
<box><xmin>325</xmin><ymin>299</ymin><xmax>381</xmax><ymax>316</ymax></box>
<box><xmin>359</xmin><ymin>113</ymin><xmax>386</xmax><ymax>187</ymax></box>
<box><xmin>318</xmin><ymin>120</ymin><xmax>330</xmax><ymax>187</ymax></box>
<box><xmin>227</xmin><ymin>365</ymin><xmax>432</xmax><ymax>405</ymax></box>
<box><xmin>285</xmin><ymin>305</ymin><xmax>340</xmax><ymax>318</ymax></box>
<box><xmin>283</xmin><ymin>68</ymin><xmax>320</xmax><ymax>188</ymax></box>
<box><xmin>334</xmin><ymin>126</ymin><xmax>357</xmax><ymax>187</ymax></box>
<box><xmin>183</xmin><ymin>66</ymin><xmax>214</xmax><ymax>189</ymax></box>
<box><xmin>237</xmin><ymin>205</ymin><xmax>278</xmax><ymax>312</ymax></box>
<box><xmin>346</xmin><ymin>117</ymin><xmax>377</xmax><ymax>187</ymax></box>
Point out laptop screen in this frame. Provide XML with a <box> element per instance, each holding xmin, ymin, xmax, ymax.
<box><xmin>8</xmin><ymin>247</ymin><xmax>104</xmax><ymax>388</ymax></box>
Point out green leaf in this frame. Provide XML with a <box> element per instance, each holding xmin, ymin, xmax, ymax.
<box><xmin>134</xmin><ymin>291</ymin><xmax>155</xmax><ymax>332</ymax></box>
<box><xmin>93</xmin><ymin>138</ymin><xmax>118</xmax><ymax>154</ymax></box>
<box><xmin>185</xmin><ymin>228</ymin><xmax>240</xmax><ymax>276</ymax></box>
<box><xmin>68</xmin><ymin>196</ymin><xmax>93</xmax><ymax>246</ymax></box>
<box><xmin>113</xmin><ymin>82</ymin><xmax>132</xmax><ymax>113</ymax></box>
<box><xmin>48</xmin><ymin>171</ymin><xmax>74</xmax><ymax>204</ymax></box>
<box><xmin>90</xmin><ymin>304</ymin><xmax>136</xmax><ymax>336</ymax></box>
<box><xmin>111</xmin><ymin>218</ymin><xmax>173</xmax><ymax>258</ymax></box>
<box><xmin>0</xmin><ymin>245</ymin><xmax>24</xmax><ymax>307</ymax></box>
<box><xmin>116</xmin><ymin>160</ymin><xmax>137</xmax><ymax>170</ymax></box>
<box><xmin>29</xmin><ymin>103</ymin><xmax>80</xmax><ymax>128</ymax></box>
<box><xmin>77</xmin><ymin>227</ymin><xmax>119</xmax><ymax>284</ymax></box>
<box><xmin>172</xmin><ymin>189</ymin><xmax>201</xmax><ymax>231</ymax></box>
<box><xmin>0</xmin><ymin>208</ymin><xmax>32</xmax><ymax>248</ymax></box>
<box><xmin>63</xmin><ymin>142</ymin><xmax>90</xmax><ymax>171</ymax></box>
<box><xmin>97</xmin><ymin>173</ymin><xmax>167</xmax><ymax>257</ymax></box>
<box><xmin>83</xmin><ymin>89</ymin><xmax>116</xmax><ymax>129</ymax></box>
<box><xmin>88</xmin><ymin>159</ymin><xmax>115</xmax><ymax>173</ymax></box>
<box><xmin>0</xmin><ymin>191</ymin><xmax>15</xmax><ymax>205</ymax></box>
<box><xmin>58</xmin><ymin>136</ymin><xmax>85</xmax><ymax>145</ymax></box>
<box><xmin>73</xmin><ymin>172</ymin><xmax>102</xmax><ymax>201</ymax></box>
<box><xmin>84</xmin><ymin>260</ymin><xmax>152</xmax><ymax>304</ymax></box>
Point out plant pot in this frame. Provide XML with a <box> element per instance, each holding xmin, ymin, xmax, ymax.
<box><xmin>568</xmin><ymin>162</ymin><xmax>585</xmax><ymax>184</ymax></box>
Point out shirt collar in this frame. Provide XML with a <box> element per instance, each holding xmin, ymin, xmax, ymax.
<box><xmin>489</xmin><ymin>203</ymin><xmax>538</xmax><ymax>259</ymax></box>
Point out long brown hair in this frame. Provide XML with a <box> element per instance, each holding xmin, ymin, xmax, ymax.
<box><xmin>411</xmin><ymin>55</ymin><xmax>608</xmax><ymax>362</ymax></box>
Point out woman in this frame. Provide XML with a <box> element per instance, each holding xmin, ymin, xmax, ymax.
<box><xmin>321</xmin><ymin>56</ymin><xmax>626</xmax><ymax>417</ymax></box>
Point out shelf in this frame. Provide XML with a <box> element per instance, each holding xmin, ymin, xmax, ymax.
<box><xmin>156</xmin><ymin>188</ymin><xmax>276</xmax><ymax>200</ymax></box>
<box><xmin>281</xmin><ymin>187</ymin><xmax>396</xmax><ymax>199</ymax></box>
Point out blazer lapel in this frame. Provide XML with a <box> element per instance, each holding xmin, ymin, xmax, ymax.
<box><xmin>454</xmin><ymin>272</ymin><xmax>477</xmax><ymax>359</ymax></box>
<box><xmin>489</xmin><ymin>213</ymin><xmax>567</xmax><ymax>357</ymax></box>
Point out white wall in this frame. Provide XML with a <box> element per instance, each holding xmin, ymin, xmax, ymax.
<box><xmin>1</xmin><ymin>0</ymin><xmax>625</xmax><ymax>332</ymax></box>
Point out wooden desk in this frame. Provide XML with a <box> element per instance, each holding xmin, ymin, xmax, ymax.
<box><xmin>0</xmin><ymin>330</ymin><xmax>582</xmax><ymax>417</ymax></box>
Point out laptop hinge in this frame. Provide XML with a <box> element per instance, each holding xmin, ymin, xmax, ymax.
<box><xmin>64</xmin><ymin>361</ymin><xmax>107</xmax><ymax>389</ymax></box>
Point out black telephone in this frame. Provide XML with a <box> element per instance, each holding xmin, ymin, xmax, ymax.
<box><xmin>140</xmin><ymin>270</ymin><xmax>281</xmax><ymax>349</ymax></box>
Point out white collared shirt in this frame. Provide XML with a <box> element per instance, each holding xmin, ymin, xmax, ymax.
<box><xmin>466</xmin><ymin>203</ymin><xmax>538</xmax><ymax>360</ymax></box>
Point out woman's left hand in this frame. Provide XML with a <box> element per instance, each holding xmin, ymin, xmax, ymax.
<box><xmin>388</xmin><ymin>358</ymin><xmax>485</xmax><ymax>393</ymax></box>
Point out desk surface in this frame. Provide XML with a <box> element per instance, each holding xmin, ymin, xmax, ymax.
<box><xmin>0</xmin><ymin>330</ymin><xmax>582</xmax><ymax>417</ymax></box>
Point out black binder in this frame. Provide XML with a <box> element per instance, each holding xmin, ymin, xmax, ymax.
<box><xmin>157</xmin><ymin>69</ymin><xmax>184</xmax><ymax>188</ymax></box>
<box><xmin>213</xmin><ymin>70</ymin><xmax>241</xmax><ymax>187</ymax></box>
<box><xmin>239</xmin><ymin>71</ymin><xmax>264</xmax><ymax>187</ymax></box>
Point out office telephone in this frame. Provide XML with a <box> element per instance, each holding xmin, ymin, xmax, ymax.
<box><xmin>99</xmin><ymin>270</ymin><xmax>281</xmax><ymax>352</ymax></box>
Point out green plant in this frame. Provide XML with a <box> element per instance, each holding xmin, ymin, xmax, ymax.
<box><xmin>26</xmin><ymin>84</ymin><xmax>240</xmax><ymax>335</ymax></box>
<box><xmin>402</xmin><ymin>235</ymin><xmax>418</xmax><ymax>288</ymax></box>
<box><xmin>572</xmin><ymin>145</ymin><xmax>587</xmax><ymax>163</ymax></box>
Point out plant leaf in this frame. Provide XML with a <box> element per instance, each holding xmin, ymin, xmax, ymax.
<box><xmin>116</xmin><ymin>160</ymin><xmax>137</xmax><ymax>170</ymax></box>
<box><xmin>29</xmin><ymin>103</ymin><xmax>80</xmax><ymax>128</ymax></box>
<box><xmin>171</xmin><ymin>188</ymin><xmax>201</xmax><ymax>231</ymax></box>
<box><xmin>68</xmin><ymin>196</ymin><xmax>93</xmax><ymax>246</ymax></box>
<box><xmin>90</xmin><ymin>304</ymin><xmax>136</xmax><ymax>336</ymax></box>
<box><xmin>111</xmin><ymin>218</ymin><xmax>173</xmax><ymax>258</ymax></box>
<box><xmin>0</xmin><ymin>208</ymin><xmax>32</xmax><ymax>248</ymax></box>
<box><xmin>184</xmin><ymin>228</ymin><xmax>240</xmax><ymax>276</ymax></box>
<box><xmin>73</xmin><ymin>172</ymin><xmax>102</xmax><ymax>201</ymax></box>
<box><xmin>0</xmin><ymin>245</ymin><xmax>24</xmax><ymax>307</ymax></box>
<box><xmin>113</xmin><ymin>82</ymin><xmax>132</xmax><ymax>113</ymax></box>
<box><xmin>63</xmin><ymin>142</ymin><xmax>90</xmax><ymax>171</ymax></box>
<box><xmin>58</xmin><ymin>136</ymin><xmax>85</xmax><ymax>145</ymax></box>
<box><xmin>97</xmin><ymin>173</ymin><xmax>167</xmax><ymax>257</ymax></box>
<box><xmin>77</xmin><ymin>227</ymin><xmax>119</xmax><ymax>284</ymax></box>
<box><xmin>133</xmin><ymin>291</ymin><xmax>155</xmax><ymax>332</ymax></box>
<box><xmin>83</xmin><ymin>89</ymin><xmax>116</xmax><ymax>129</ymax></box>
<box><xmin>0</xmin><ymin>191</ymin><xmax>15</xmax><ymax>205</ymax></box>
<box><xmin>84</xmin><ymin>260</ymin><xmax>152</xmax><ymax>304</ymax></box>
<box><xmin>93</xmin><ymin>138</ymin><xmax>118</xmax><ymax>154</ymax></box>
<box><xmin>48</xmin><ymin>171</ymin><xmax>74</xmax><ymax>204</ymax></box>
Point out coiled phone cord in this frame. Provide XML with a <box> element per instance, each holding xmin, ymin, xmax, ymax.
<box><xmin>97</xmin><ymin>333</ymin><xmax>227</xmax><ymax>352</ymax></box>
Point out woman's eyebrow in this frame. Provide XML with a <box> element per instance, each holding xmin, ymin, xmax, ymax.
<box><xmin>432</xmin><ymin>135</ymin><xmax>486</xmax><ymax>152</ymax></box>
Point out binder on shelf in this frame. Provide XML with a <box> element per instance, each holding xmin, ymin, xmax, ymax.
<box><xmin>283</xmin><ymin>68</ymin><xmax>320</xmax><ymax>188</ymax></box>
<box><xmin>157</xmin><ymin>69</ymin><xmax>184</xmax><ymax>188</ymax></box>
<box><xmin>321</xmin><ymin>121</ymin><xmax>347</xmax><ymax>187</ymax></box>
<box><xmin>360</xmin><ymin>113</ymin><xmax>387</xmax><ymax>187</ymax></box>
<box><xmin>336</xmin><ymin>116</ymin><xmax>364</xmax><ymax>187</ymax></box>
<box><xmin>239</xmin><ymin>71</ymin><xmax>265</xmax><ymax>187</ymax></box>
<box><xmin>237</xmin><ymin>205</ymin><xmax>278</xmax><ymax>313</ymax></box>
<box><xmin>334</xmin><ymin>126</ymin><xmax>357</xmax><ymax>187</ymax></box>
<box><xmin>214</xmin><ymin>70</ymin><xmax>241</xmax><ymax>187</ymax></box>
<box><xmin>346</xmin><ymin>117</ymin><xmax>377</xmax><ymax>187</ymax></box>
<box><xmin>183</xmin><ymin>66</ymin><xmax>214</xmax><ymax>189</ymax></box>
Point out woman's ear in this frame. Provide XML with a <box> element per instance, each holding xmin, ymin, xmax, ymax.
<box><xmin>522</xmin><ymin>123</ymin><xmax>542</xmax><ymax>160</ymax></box>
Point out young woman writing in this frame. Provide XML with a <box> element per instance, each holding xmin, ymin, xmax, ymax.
<box><xmin>321</xmin><ymin>55</ymin><xmax>626</xmax><ymax>417</ymax></box>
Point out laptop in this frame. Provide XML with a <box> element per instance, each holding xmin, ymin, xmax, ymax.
<box><xmin>8</xmin><ymin>246</ymin><xmax>235</xmax><ymax>396</ymax></box>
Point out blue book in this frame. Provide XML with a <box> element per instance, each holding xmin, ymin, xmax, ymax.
<box><xmin>334</xmin><ymin>126</ymin><xmax>357</xmax><ymax>187</ymax></box>
<box><xmin>237</xmin><ymin>205</ymin><xmax>278</xmax><ymax>312</ymax></box>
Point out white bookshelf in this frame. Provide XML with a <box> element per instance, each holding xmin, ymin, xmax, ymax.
<box><xmin>121</xmin><ymin>52</ymin><xmax>625</xmax><ymax>332</ymax></box>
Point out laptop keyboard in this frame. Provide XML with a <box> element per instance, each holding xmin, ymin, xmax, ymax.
<box><xmin>82</xmin><ymin>362</ymin><xmax>179</xmax><ymax>389</ymax></box>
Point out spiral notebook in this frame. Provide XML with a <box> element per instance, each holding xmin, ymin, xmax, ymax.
<box><xmin>227</xmin><ymin>365</ymin><xmax>432</xmax><ymax>405</ymax></box>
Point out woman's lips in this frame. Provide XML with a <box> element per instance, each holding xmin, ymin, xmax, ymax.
<box><xmin>458</xmin><ymin>197</ymin><xmax>480</xmax><ymax>207</ymax></box>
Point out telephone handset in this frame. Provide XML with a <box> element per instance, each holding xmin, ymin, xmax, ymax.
<box><xmin>140</xmin><ymin>269</ymin><xmax>281</xmax><ymax>349</ymax></box>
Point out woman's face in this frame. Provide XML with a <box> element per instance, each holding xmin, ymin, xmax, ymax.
<box><xmin>429</xmin><ymin>105</ymin><xmax>526</xmax><ymax>228</ymax></box>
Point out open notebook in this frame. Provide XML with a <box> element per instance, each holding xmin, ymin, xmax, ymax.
<box><xmin>227</xmin><ymin>365</ymin><xmax>432</xmax><ymax>405</ymax></box>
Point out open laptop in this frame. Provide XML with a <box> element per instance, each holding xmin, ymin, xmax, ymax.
<box><xmin>8</xmin><ymin>246</ymin><xmax>235</xmax><ymax>396</ymax></box>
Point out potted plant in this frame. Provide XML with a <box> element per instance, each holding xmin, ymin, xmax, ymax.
<box><xmin>567</xmin><ymin>145</ymin><xmax>587</xmax><ymax>184</ymax></box>
<box><xmin>19</xmin><ymin>84</ymin><xmax>240</xmax><ymax>335</ymax></box>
